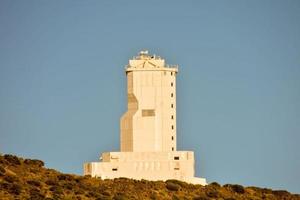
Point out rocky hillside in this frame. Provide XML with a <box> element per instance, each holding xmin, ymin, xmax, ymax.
<box><xmin>0</xmin><ymin>154</ymin><xmax>299</xmax><ymax>200</ymax></box>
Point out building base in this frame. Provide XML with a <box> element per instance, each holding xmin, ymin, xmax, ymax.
<box><xmin>84</xmin><ymin>151</ymin><xmax>207</xmax><ymax>185</ymax></box>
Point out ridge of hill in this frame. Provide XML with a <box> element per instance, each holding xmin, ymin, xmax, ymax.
<box><xmin>0</xmin><ymin>154</ymin><xmax>299</xmax><ymax>200</ymax></box>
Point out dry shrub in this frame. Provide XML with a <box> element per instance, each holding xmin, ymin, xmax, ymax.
<box><xmin>113</xmin><ymin>193</ymin><xmax>128</xmax><ymax>200</ymax></box>
<box><xmin>205</xmin><ymin>188</ymin><xmax>218</xmax><ymax>198</ymax></box>
<box><xmin>167</xmin><ymin>179</ymin><xmax>188</xmax><ymax>188</ymax></box>
<box><xmin>166</xmin><ymin>182</ymin><xmax>180</xmax><ymax>191</ymax></box>
<box><xmin>224</xmin><ymin>184</ymin><xmax>245</xmax><ymax>194</ymax></box>
<box><xmin>29</xmin><ymin>188</ymin><xmax>45</xmax><ymax>200</ymax></box>
<box><xmin>45</xmin><ymin>179</ymin><xmax>57</xmax><ymax>186</ymax></box>
<box><xmin>9</xmin><ymin>183</ymin><xmax>22</xmax><ymax>195</ymax></box>
<box><xmin>86</xmin><ymin>190</ymin><xmax>99</xmax><ymax>198</ymax></box>
<box><xmin>4</xmin><ymin>174</ymin><xmax>19</xmax><ymax>183</ymax></box>
<box><xmin>0</xmin><ymin>165</ymin><xmax>5</xmax><ymax>175</ymax></box>
<box><xmin>27</xmin><ymin>180</ymin><xmax>41</xmax><ymax>187</ymax></box>
<box><xmin>57</xmin><ymin>174</ymin><xmax>74</xmax><ymax>181</ymax></box>
<box><xmin>101</xmin><ymin>190</ymin><xmax>111</xmax><ymax>196</ymax></box>
<box><xmin>4</xmin><ymin>154</ymin><xmax>21</xmax><ymax>165</ymax></box>
<box><xmin>49</xmin><ymin>185</ymin><xmax>63</xmax><ymax>195</ymax></box>
<box><xmin>24</xmin><ymin>159</ymin><xmax>44</xmax><ymax>167</ymax></box>
<box><xmin>193</xmin><ymin>196</ymin><xmax>210</xmax><ymax>200</ymax></box>
<box><xmin>62</xmin><ymin>182</ymin><xmax>75</xmax><ymax>190</ymax></box>
<box><xmin>209</xmin><ymin>182</ymin><xmax>221</xmax><ymax>188</ymax></box>
<box><xmin>272</xmin><ymin>190</ymin><xmax>290</xmax><ymax>197</ymax></box>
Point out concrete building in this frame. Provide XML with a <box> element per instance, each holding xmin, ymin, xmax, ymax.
<box><xmin>83</xmin><ymin>50</ymin><xmax>206</xmax><ymax>185</ymax></box>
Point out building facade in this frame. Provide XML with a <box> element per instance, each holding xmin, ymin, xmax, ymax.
<box><xmin>83</xmin><ymin>51</ymin><xmax>206</xmax><ymax>185</ymax></box>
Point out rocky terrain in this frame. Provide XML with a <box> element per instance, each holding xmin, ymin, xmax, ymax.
<box><xmin>0</xmin><ymin>154</ymin><xmax>299</xmax><ymax>200</ymax></box>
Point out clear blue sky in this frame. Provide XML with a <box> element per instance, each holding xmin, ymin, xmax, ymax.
<box><xmin>1</xmin><ymin>0</ymin><xmax>299</xmax><ymax>193</ymax></box>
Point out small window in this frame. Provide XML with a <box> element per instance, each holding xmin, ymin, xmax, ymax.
<box><xmin>174</xmin><ymin>156</ymin><xmax>179</xmax><ymax>160</ymax></box>
<box><xmin>171</xmin><ymin>72</ymin><xmax>173</xmax><ymax>75</ymax></box>
<box><xmin>171</xmin><ymin>136</ymin><xmax>174</xmax><ymax>140</ymax></box>
<box><xmin>112</xmin><ymin>168</ymin><xmax>118</xmax><ymax>171</ymax></box>
<box><xmin>142</xmin><ymin>109</ymin><xmax>155</xmax><ymax>117</ymax></box>
<box><xmin>174</xmin><ymin>167</ymin><xmax>180</xmax><ymax>170</ymax></box>
<box><xmin>171</xmin><ymin>125</ymin><xmax>174</xmax><ymax>130</ymax></box>
<box><xmin>171</xmin><ymin>82</ymin><xmax>173</xmax><ymax>87</ymax></box>
<box><xmin>171</xmin><ymin>115</ymin><xmax>174</xmax><ymax>119</ymax></box>
<box><xmin>172</xmin><ymin>147</ymin><xmax>174</xmax><ymax>151</ymax></box>
<box><xmin>171</xmin><ymin>93</ymin><xmax>173</xmax><ymax>97</ymax></box>
<box><xmin>171</xmin><ymin>104</ymin><xmax>173</xmax><ymax>108</ymax></box>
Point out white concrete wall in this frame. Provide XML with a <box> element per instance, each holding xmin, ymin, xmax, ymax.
<box><xmin>120</xmin><ymin>53</ymin><xmax>178</xmax><ymax>152</ymax></box>
<box><xmin>84</xmin><ymin>151</ymin><xmax>206</xmax><ymax>185</ymax></box>
<box><xmin>84</xmin><ymin>51</ymin><xmax>206</xmax><ymax>185</ymax></box>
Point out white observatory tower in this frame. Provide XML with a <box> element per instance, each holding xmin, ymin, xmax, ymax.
<box><xmin>84</xmin><ymin>51</ymin><xmax>206</xmax><ymax>185</ymax></box>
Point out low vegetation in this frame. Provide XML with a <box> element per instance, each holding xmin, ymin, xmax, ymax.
<box><xmin>0</xmin><ymin>154</ymin><xmax>299</xmax><ymax>200</ymax></box>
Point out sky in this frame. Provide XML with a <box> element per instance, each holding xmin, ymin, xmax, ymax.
<box><xmin>0</xmin><ymin>0</ymin><xmax>299</xmax><ymax>193</ymax></box>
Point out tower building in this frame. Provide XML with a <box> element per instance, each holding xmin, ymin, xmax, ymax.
<box><xmin>83</xmin><ymin>51</ymin><xmax>206</xmax><ymax>185</ymax></box>
<box><xmin>121</xmin><ymin>50</ymin><xmax>177</xmax><ymax>152</ymax></box>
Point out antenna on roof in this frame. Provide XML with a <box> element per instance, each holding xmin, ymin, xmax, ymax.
<box><xmin>139</xmin><ymin>50</ymin><xmax>149</xmax><ymax>55</ymax></box>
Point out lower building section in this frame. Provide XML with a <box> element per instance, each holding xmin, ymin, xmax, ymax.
<box><xmin>83</xmin><ymin>151</ymin><xmax>207</xmax><ymax>185</ymax></box>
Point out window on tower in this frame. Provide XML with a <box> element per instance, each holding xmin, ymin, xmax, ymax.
<box><xmin>171</xmin><ymin>93</ymin><xmax>173</xmax><ymax>97</ymax></box>
<box><xmin>171</xmin><ymin>136</ymin><xmax>174</xmax><ymax>140</ymax></box>
<box><xmin>142</xmin><ymin>109</ymin><xmax>155</xmax><ymax>117</ymax></box>
<box><xmin>171</xmin><ymin>82</ymin><xmax>173</xmax><ymax>87</ymax></box>
<box><xmin>171</xmin><ymin>125</ymin><xmax>174</xmax><ymax>130</ymax></box>
<box><xmin>171</xmin><ymin>115</ymin><xmax>174</xmax><ymax>119</ymax></box>
<box><xmin>171</xmin><ymin>104</ymin><xmax>173</xmax><ymax>108</ymax></box>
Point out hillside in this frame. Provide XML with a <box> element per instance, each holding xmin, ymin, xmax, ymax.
<box><xmin>0</xmin><ymin>154</ymin><xmax>299</xmax><ymax>200</ymax></box>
